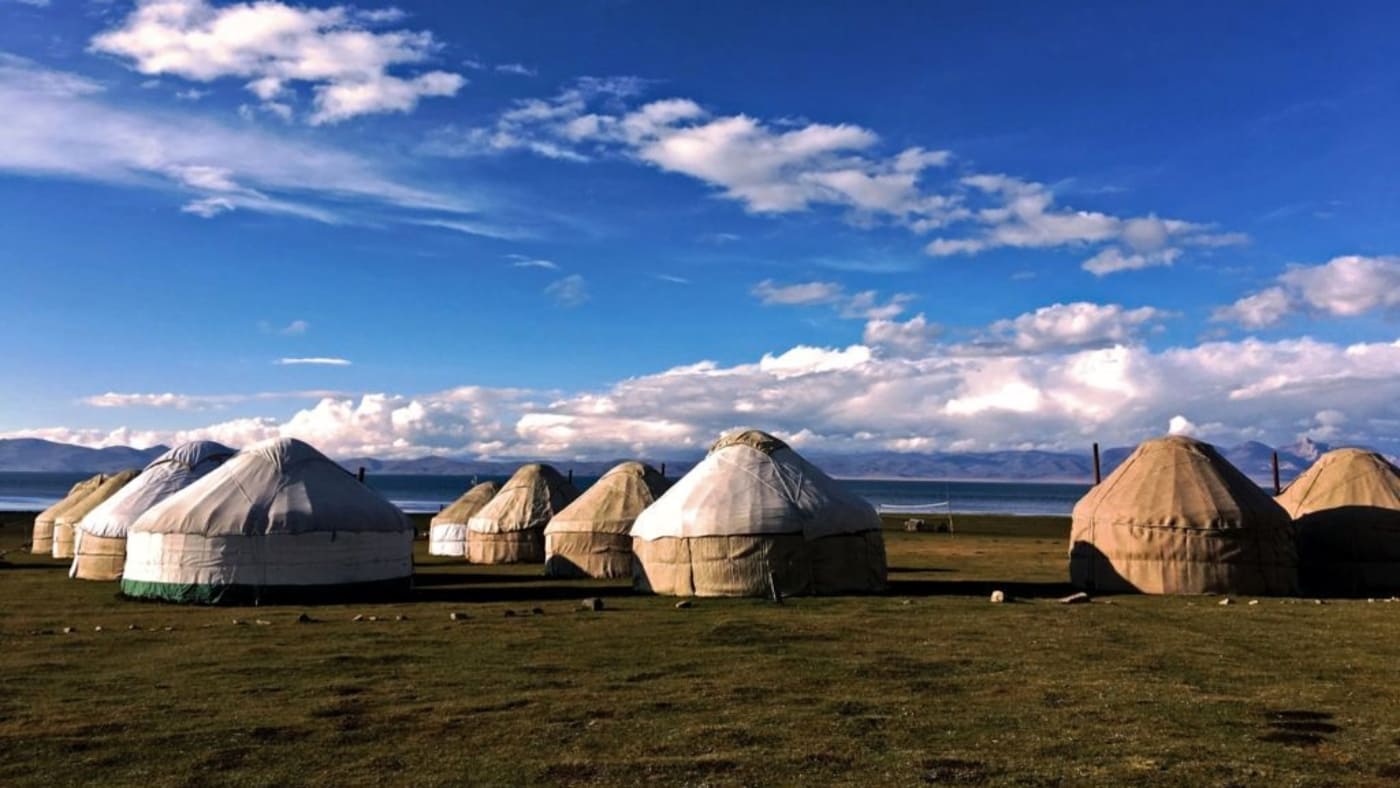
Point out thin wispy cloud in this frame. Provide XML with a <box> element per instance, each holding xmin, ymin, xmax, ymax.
<box><xmin>655</xmin><ymin>274</ymin><xmax>690</xmax><ymax>284</ymax></box>
<box><xmin>275</xmin><ymin>357</ymin><xmax>352</xmax><ymax>366</ymax></box>
<box><xmin>544</xmin><ymin>274</ymin><xmax>588</xmax><ymax>307</ymax></box>
<box><xmin>495</xmin><ymin>63</ymin><xmax>537</xmax><ymax>77</ymax></box>
<box><xmin>510</xmin><ymin>258</ymin><xmax>560</xmax><ymax>270</ymax></box>
<box><xmin>81</xmin><ymin>389</ymin><xmax>352</xmax><ymax>410</ymax></box>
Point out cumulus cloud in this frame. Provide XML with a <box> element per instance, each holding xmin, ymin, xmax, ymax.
<box><xmin>1213</xmin><ymin>255</ymin><xmax>1400</xmax><ymax>327</ymax></box>
<box><xmin>90</xmin><ymin>0</ymin><xmax>464</xmax><ymax>124</ymax></box>
<box><xmin>275</xmin><ymin>357</ymin><xmax>352</xmax><ymax>366</ymax></box>
<box><xmin>975</xmin><ymin>302</ymin><xmax>1173</xmax><ymax>354</ymax></box>
<box><xmin>0</xmin><ymin>53</ymin><xmax>477</xmax><ymax>224</ymax></box>
<box><xmin>544</xmin><ymin>274</ymin><xmax>588</xmax><ymax>306</ymax></box>
<box><xmin>20</xmin><ymin>333</ymin><xmax>1400</xmax><ymax>460</ymax></box>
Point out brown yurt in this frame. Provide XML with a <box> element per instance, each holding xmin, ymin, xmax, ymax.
<box><xmin>544</xmin><ymin>461</ymin><xmax>669</xmax><ymax>579</ymax></box>
<box><xmin>1277</xmin><ymin>448</ymin><xmax>1400</xmax><ymax>594</ymax></box>
<box><xmin>465</xmin><ymin>464</ymin><xmax>578</xmax><ymax>564</ymax></box>
<box><xmin>1069</xmin><ymin>435</ymin><xmax>1296</xmax><ymax>595</ymax></box>
<box><xmin>52</xmin><ymin>470</ymin><xmax>140</xmax><ymax>559</ymax></box>
<box><xmin>428</xmin><ymin>481</ymin><xmax>501</xmax><ymax>557</ymax></box>
<box><xmin>31</xmin><ymin>474</ymin><xmax>105</xmax><ymax>554</ymax></box>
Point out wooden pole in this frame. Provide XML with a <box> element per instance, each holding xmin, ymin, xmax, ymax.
<box><xmin>660</xmin><ymin>462</ymin><xmax>666</xmax><ymax>478</ymax></box>
<box><xmin>568</xmin><ymin>469</ymin><xmax>574</xmax><ymax>484</ymax></box>
<box><xmin>357</xmin><ymin>466</ymin><xmax>366</xmax><ymax>483</ymax></box>
<box><xmin>1092</xmin><ymin>443</ymin><xmax>1102</xmax><ymax>485</ymax></box>
<box><xmin>1272</xmin><ymin>451</ymin><xmax>1281</xmax><ymax>495</ymax></box>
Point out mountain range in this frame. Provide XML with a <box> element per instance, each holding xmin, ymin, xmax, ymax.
<box><xmin>0</xmin><ymin>436</ymin><xmax>1358</xmax><ymax>485</ymax></box>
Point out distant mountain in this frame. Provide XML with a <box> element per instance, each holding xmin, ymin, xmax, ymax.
<box><xmin>0</xmin><ymin>436</ymin><xmax>1366</xmax><ymax>485</ymax></box>
<box><xmin>0</xmin><ymin>439</ymin><xmax>167</xmax><ymax>472</ymax></box>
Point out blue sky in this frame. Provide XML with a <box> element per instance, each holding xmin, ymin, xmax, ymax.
<box><xmin>1</xmin><ymin>0</ymin><xmax>1397</xmax><ymax>459</ymax></box>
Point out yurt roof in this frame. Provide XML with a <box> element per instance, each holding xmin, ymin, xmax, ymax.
<box><xmin>431</xmin><ymin>481</ymin><xmax>501</xmax><ymax>526</ymax></box>
<box><xmin>545</xmin><ymin>461</ymin><xmax>668</xmax><ymax>535</ymax></box>
<box><xmin>1277</xmin><ymin>448</ymin><xmax>1400</xmax><ymax>518</ymax></box>
<box><xmin>35</xmin><ymin>474</ymin><xmax>106</xmax><ymax>525</ymax></box>
<box><xmin>632</xmin><ymin>431</ymin><xmax>879</xmax><ymax>541</ymax></box>
<box><xmin>55</xmin><ymin>469</ymin><xmax>140</xmax><ymax>527</ymax></box>
<box><xmin>130</xmin><ymin>437</ymin><xmax>410</xmax><ymax>537</ymax></box>
<box><xmin>78</xmin><ymin>441</ymin><xmax>235</xmax><ymax>538</ymax></box>
<box><xmin>1073</xmin><ymin>435</ymin><xmax>1286</xmax><ymax>529</ymax></box>
<box><xmin>467</xmin><ymin>463</ymin><xmax>578</xmax><ymax>534</ymax></box>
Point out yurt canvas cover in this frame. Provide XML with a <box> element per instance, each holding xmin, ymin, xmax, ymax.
<box><xmin>1277</xmin><ymin>448</ymin><xmax>1400</xmax><ymax>594</ymax></box>
<box><xmin>466</xmin><ymin>464</ymin><xmax>578</xmax><ymax>564</ymax></box>
<box><xmin>71</xmin><ymin>441</ymin><xmax>234</xmax><ymax>581</ymax></box>
<box><xmin>52</xmin><ymin>470</ymin><xmax>139</xmax><ymax>560</ymax></box>
<box><xmin>31</xmin><ymin>474</ymin><xmax>105</xmax><ymax>554</ymax></box>
<box><xmin>429</xmin><ymin>481</ymin><xmax>500</xmax><ymax>557</ymax></box>
<box><xmin>121</xmin><ymin>438</ymin><xmax>414</xmax><ymax>604</ymax></box>
<box><xmin>544</xmin><ymin>461</ymin><xmax>669</xmax><ymax>579</ymax></box>
<box><xmin>631</xmin><ymin>430</ymin><xmax>887</xmax><ymax>597</ymax></box>
<box><xmin>1070</xmin><ymin>435</ymin><xmax>1297</xmax><ymax>595</ymax></box>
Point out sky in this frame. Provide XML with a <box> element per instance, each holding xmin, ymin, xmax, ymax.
<box><xmin>1</xmin><ymin>0</ymin><xmax>1398</xmax><ymax>460</ymax></box>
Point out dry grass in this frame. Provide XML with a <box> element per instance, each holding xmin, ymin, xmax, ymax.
<box><xmin>2</xmin><ymin>511</ymin><xmax>1399</xmax><ymax>786</ymax></box>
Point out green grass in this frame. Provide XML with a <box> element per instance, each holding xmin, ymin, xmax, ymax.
<box><xmin>2</xmin><ymin>511</ymin><xmax>1399</xmax><ymax>786</ymax></box>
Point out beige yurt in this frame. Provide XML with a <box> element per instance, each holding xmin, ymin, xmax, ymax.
<box><xmin>631</xmin><ymin>430</ymin><xmax>887</xmax><ymax>597</ymax></box>
<box><xmin>428</xmin><ymin>481</ymin><xmax>501</xmax><ymax>557</ymax></box>
<box><xmin>1069</xmin><ymin>435</ymin><xmax>1297</xmax><ymax>595</ymax></box>
<box><xmin>71</xmin><ymin>441</ymin><xmax>234</xmax><ymax>581</ymax></box>
<box><xmin>1277</xmin><ymin>448</ymin><xmax>1400</xmax><ymax>594</ymax></box>
<box><xmin>121</xmin><ymin>438</ymin><xmax>414</xmax><ymax>604</ymax></box>
<box><xmin>544</xmin><ymin>461</ymin><xmax>670</xmax><ymax>579</ymax></box>
<box><xmin>31</xmin><ymin>474</ymin><xmax>105</xmax><ymax>554</ymax></box>
<box><xmin>52</xmin><ymin>470</ymin><xmax>140</xmax><ymax>559</ymax></box>
<box><xmin>465</xmin><ymin>464</ymin><xmax>578</xmax><ymax>564</ymax></box>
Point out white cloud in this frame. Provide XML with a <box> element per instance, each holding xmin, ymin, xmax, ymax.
<box><xmin>15</xmin><ymin>334</ymin><xmax>1400</xmax><ymax>459</ymax></box>
<box><xmin>1213</xmin><ymin>255</ymin><xmax>1400</xmax><ymax>327</ymax></box>
<box><xmin>428</xmin><ymin>80</ymin><xmax>1240</xmax><ymax>270</ymax></box>
<box><xmin>80</xmin><ymin>389</ymin><xmax>350</xmax><ymax>410</ymax></box>
<box><xmin>0</xmin><ymin>54</ymin><xmax>475</xmax><ymax>224</ymax></box>
<box><xmin>275</xmin><ymin>357</ymin><xmax>352</xmax><ymax>366</ymax></box>
<box><xmin>1167</xmin><ymin>415</ymin><xmax>1197</xmax><ymax>436</ymax></box>
<box><xmin>91</xmin><ymin>0</ymin><xmax>464</xmax><ymax>124</ymax></box>
<box><xmin>655</xmin><ymin>274</ymin><xmax>691</xmax><ymax>284</ymax></box>
<box><xmin>510</xmin><ymin>257</ymin><xmax>560</xmax><ymax>270</ymax></box>
<box><xmin>862</xmin><ymin>313</ymin><xmax>941</xmax><ymax>357</ymax></box>
<box><xmin>494</xmin><ymin>63</ymin><xmax>536</xmax><ymax>77</ymax></box>
<box><xmin>977</xmin><ymin>302</ymin><xmax>1173</xmax><ymax>354</ymax></box>
<box><xmin>260</xmin><ymin>318</ymin><xmax>310</xmax><ymax>335</ymax></box>
<box><xmin>751</xmin><ymin>279</ymin><xmax>845</xmax><ymax>306</ymax></box>
<box><xmin>544</xmin><ymin>274</ymin><xmax>588</xmax><ymax>306</ymax></box>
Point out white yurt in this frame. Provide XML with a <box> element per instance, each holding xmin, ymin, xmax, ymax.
<box><xmin>428</xmin><ymin>481</ymin><xmax>501</xmax><ymax>557</ymax></box>
<box><xmin>52</xmin><ymin>470</ymin><xmax>140</xmax><ymax>559</ymax></box>
<box><xmin>71</xmin><ymin>441</ymin><xmax>235</xmax><ymax>581</ymax></box>
<box><xmin>631</xmin><ymin>430</ymin><xmax>888</xmax><ymax>597</ymax></box>
<box><xmin>32</xmin><ymin>474</ymin><xmax>105</xmax><ymax>555</ymax></box>
<box><xmin>121</xmin><ymin>437</ymin><xmax>414</xmax><ymax>604</ymax></box>
<box><xmin>466</xmin><ymin>464</ymin><xmax>578</xmax><ymax>564</ymax></box>
<box><xmin>544</xmin><ymin>461</ymin><xmax>669</xmax><ymax>579</ymax></box>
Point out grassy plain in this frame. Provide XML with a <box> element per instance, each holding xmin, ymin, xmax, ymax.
<box><xmin>1</xmin><ymin>511</ymin><xmax>1398</xmax><ymax>786</ymax></box>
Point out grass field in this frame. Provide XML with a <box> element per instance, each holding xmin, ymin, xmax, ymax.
<box><xmin>2</xmin><ymin>511</ymin><xmax>1399</xmax><ymax>787</ymax></box>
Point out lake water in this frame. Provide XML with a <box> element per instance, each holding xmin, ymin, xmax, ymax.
<box><xmin>0</xmin><ymin>471</ymin><xmax>1090</xmax><ymax>517</ymax></box>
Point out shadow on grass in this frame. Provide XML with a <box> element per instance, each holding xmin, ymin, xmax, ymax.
<box><xmin>0</xmin><ymin>563</ymin><xmax>68</xmax><ymax>571</ymax></box>
<box><xmin>889</xmin><ymin>578</ymin><xmax>1077</xmax><ymax>599</ymax></box>
<box><xmin>412</xmin><ymin>584</ymin><xmax>636</xmax><ymax>604</ymax></box>
<box><xmin>411</xmin><ymin>571</ymin><xmax>577</xmax><ymax>587</ymax></box>
<box><xmin>886</xmin><ymin>566</ymin><xmax>954</xmax><ymax>574</ymax></box>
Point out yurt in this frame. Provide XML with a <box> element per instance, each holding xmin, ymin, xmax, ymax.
<box><xmin>31</xmin><ymin>474</ymin><xmax>105</xmax><ymax>554</ymax></box>
<box><xmin>465</xmin><ymin>464</ymin><xmax>578</xmax><ymax>564</ymax></box>
<box><xmin>428</xmin><ymin>481</ymin><xmax>501</xmax><ymax>557</ymax></box>
<box><xmin>631</xmin><ymin>430</ymin><xmax>887</xmax><ymax>597</ymax></box>
<box><xmin>70</xmin><ymin>441</ymin><xmax>234</xmax><ymax>581</ymax></box>
<box><xmin>544</xmin><ymin>461</ymin><xmax>669</xmax><ymax>579</ymax></box>
<box><xmin>1277</xmin><ymin>448</ymin><xmax>1400</xmax><ymax>594</ymax></box>
<box><xmin>121</xmin><ymin>437</ymin><xmax>414</xmax><ymax>604</ymax></box>
<box><xmin>1069</xmin><ymin>435</ymin><xmax>1297</xmax><ymax>595</ymax></box>
<box><xmin>52</xmin><ymin>470</ymin><xmax>140</xmax><ymax>559</ymax></box>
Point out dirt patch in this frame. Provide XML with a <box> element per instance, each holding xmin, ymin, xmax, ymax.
<box><xmin>1259</xmin><ymin>709</ymin><xmax>1338</xmax><ymax>747</ymax></box>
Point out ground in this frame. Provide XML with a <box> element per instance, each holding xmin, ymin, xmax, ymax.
<box><xmin>1</xmin><ymin>512</ymin><xmax>1398</xmax><ymax>787</ymax></box>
